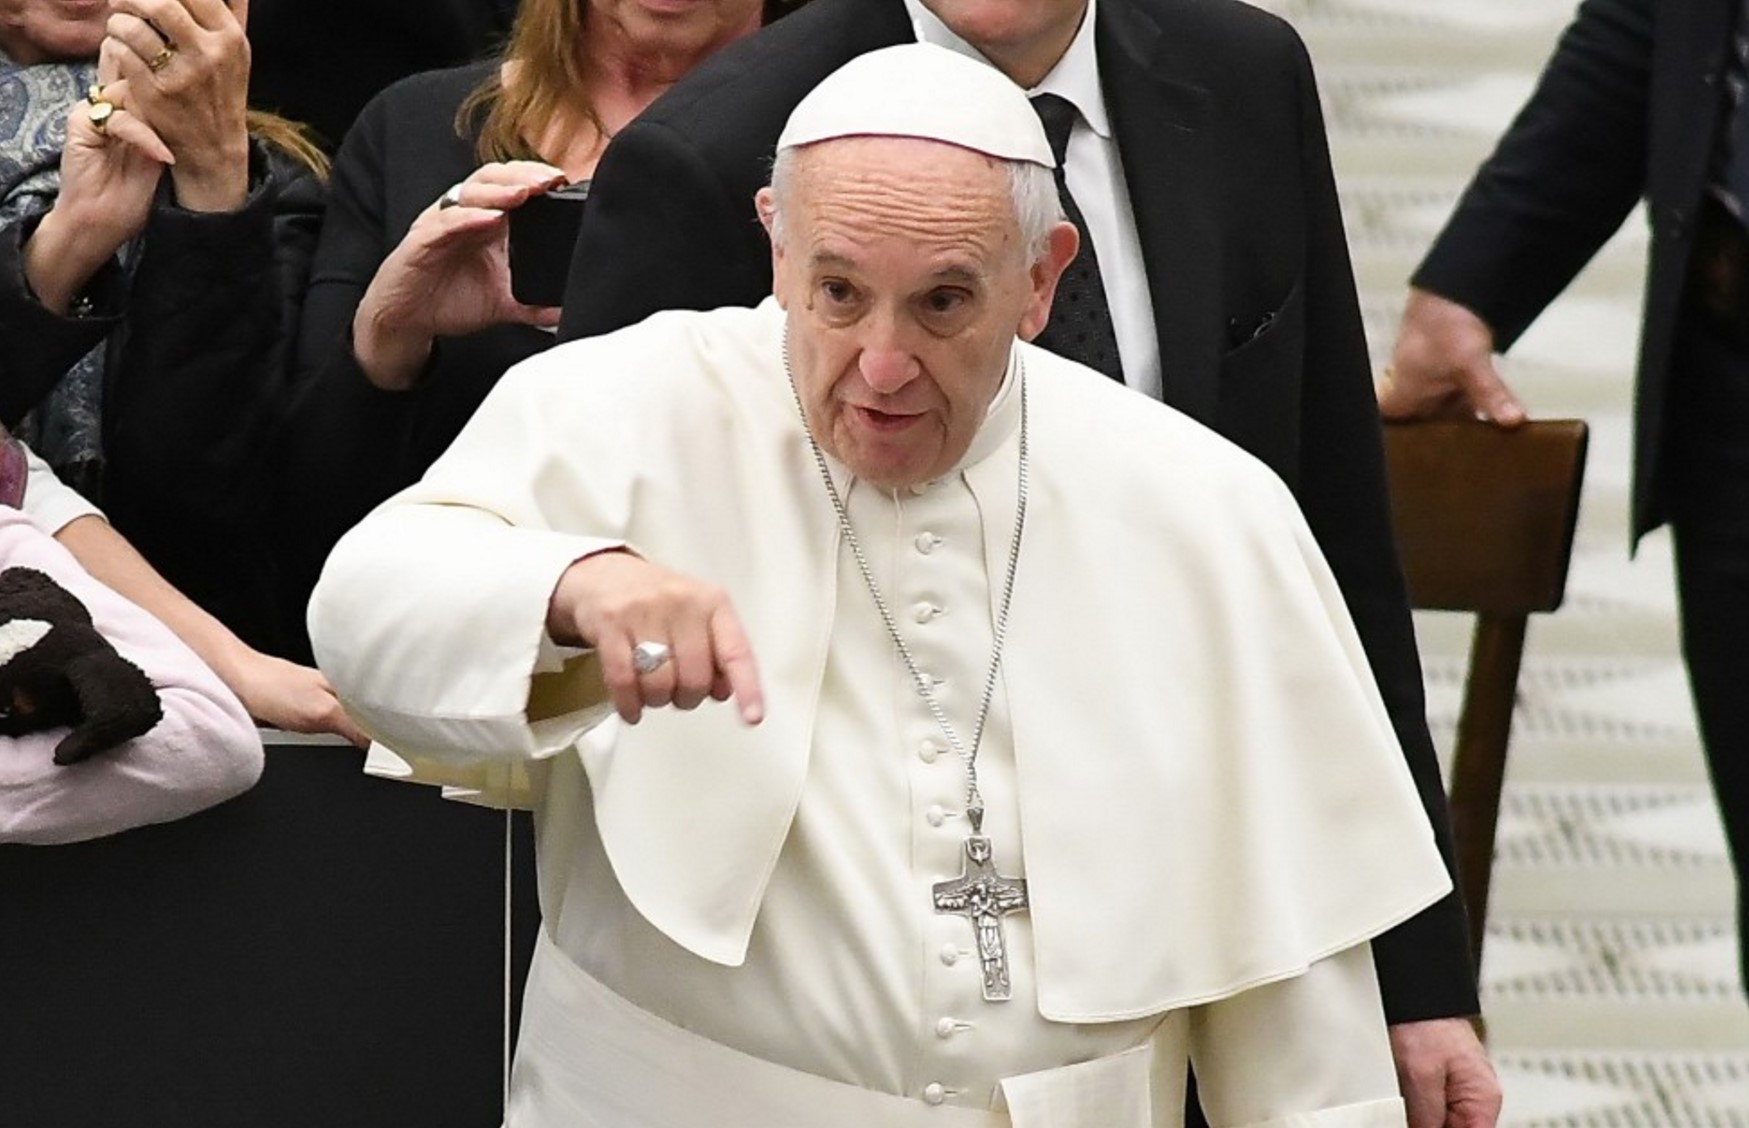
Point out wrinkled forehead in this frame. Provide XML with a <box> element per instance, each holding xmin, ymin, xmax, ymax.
<box><xmin>786</xmin><ymin>137</ymin><xmax>1021</xmax><ymax>259</ymax></box>
<box><xmin>788</xmin><ymin>135</ymin><xmax>1012</xmax><ymax>194</ymax></box>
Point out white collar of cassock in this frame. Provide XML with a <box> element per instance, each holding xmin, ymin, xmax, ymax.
<box><xmin>813</xmin><ymin>348</ymin><xmax>1023</xmax><ymax>498</ymax></box>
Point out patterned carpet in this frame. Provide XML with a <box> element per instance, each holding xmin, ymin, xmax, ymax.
<box><xmin>1247</xmin><ymin>0</ymin><xmax>1749</xmax><ymax>1122</ymax></box>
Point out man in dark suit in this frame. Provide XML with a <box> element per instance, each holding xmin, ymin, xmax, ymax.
<box><xmin>1383</xmin><ymin>0</ymin><xmax>1749</xmax><ymax>1007</ymax></box>
<box><xmin>557</xmin><ymin>1</ymin><xmax>1498</xmax><ymax>1123</ymax></box>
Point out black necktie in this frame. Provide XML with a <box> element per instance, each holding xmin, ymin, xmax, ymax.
<box><xmin>1029</xmin><ymin>93</ymin><xmax>1125</xmax><ymax>383</ymax></box>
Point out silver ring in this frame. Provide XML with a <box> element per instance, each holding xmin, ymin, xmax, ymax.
<box><xmin>437</xmin><ymin>183</ymin><xmax>465</xmax><ymax>210</ymax></box>
<box><xmin>631</xmin><ymin>641</ymin><xmax>672</xmax><ymax>675</ymax></box>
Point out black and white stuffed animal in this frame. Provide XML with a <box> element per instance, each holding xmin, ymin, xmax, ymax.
<box><xmin>0</xmin><ymin>566</ymin><xmax>163</xmax><ymax>765</ymax></box>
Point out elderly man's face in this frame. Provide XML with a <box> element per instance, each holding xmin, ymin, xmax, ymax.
<box><xmin>760</xmin><ymin>137</ymin><xmax>1069</xmax><ymax>491</ymax></box>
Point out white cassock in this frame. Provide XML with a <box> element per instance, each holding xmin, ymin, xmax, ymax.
<box><xmin>311</xmin><ymin>299</ymin><xmax>1452</xmax><ymax>1128</ymax></box>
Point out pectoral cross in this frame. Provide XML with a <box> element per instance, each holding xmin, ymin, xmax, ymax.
<box><xmin>932</xmin><ymin>825</ymin><xmax>1029</xmax><ymax>1002</ymax></box>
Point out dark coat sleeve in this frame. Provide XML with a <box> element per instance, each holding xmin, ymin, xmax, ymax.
<box><xmin>556</xmin><ymin>117</ymin><xmax>776</xmax><ymax>341</ymax></box>
<box><xmin>1411</xmin><ymin>0</ymin><xmax>1653</xmax><ymax>346</ymax></box>
<box><xmin>0</xmin><ymin>215</ymin><xmax>127</xmax><ymax>428</ymax></box>
<box><xmin>99</xmin><ymin>144</ymin><xmax>326</xmax><ymax>653</ymax></box>
<box><xmin>102</xmin><ymin>144</ymin><xmax>322</xmax><ymax>531</ymax></box>
<box><xmin>1280</xmin><ymin>33</ymin><xmax>1481</xmax><ymax>1023</ymax></box>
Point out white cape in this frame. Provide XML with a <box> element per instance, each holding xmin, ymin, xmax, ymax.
<box><xmin>311</xmin><ymin>300</ymin><xmax>1450</xmax><ymax>1023</ymax></box>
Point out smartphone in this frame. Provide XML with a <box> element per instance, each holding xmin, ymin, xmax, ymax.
<box><xmin>508</xmin><ymin>182</ymin><xmax>591</xmax><ymax>308</ymax></box>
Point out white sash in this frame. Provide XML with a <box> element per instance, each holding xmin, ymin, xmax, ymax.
<box><xmin>506</xmin><ymin>930</ymin><xmax>1156</xmax><ymax>1128</ymax></box>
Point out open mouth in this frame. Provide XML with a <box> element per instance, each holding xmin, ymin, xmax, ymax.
<box><xmin>854</xmin><ymin>406</ymin><xmax>922</xmax><ymax>432</ymax></box>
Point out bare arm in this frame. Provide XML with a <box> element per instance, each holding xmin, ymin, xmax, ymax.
<box><xmin>53</xmin><ymin>515</ymin><xmax>367</xmax><ymax>745</ymax></box>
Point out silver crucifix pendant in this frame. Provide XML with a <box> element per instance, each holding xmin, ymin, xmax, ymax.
<box><xmin>932</xmin><ymin>833</ymin><xmax>1029</xmax><ymax>1002</ymax></box>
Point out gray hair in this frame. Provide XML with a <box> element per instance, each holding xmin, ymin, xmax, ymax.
<box><xmin>766</xmin><ymin>146</ymin><xmax>1063</xmax><ymax>263</ymax></box>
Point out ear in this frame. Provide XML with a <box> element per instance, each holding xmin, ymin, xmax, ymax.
<box><xmin>754</xmin><ymin>187</ymin><xmax>790</xmax><ymax>311</ymax></box>
<box><xmin>1017</xmin><ymin>221</ymin><xmax>1080</xmax><ymax>342</ymax></box>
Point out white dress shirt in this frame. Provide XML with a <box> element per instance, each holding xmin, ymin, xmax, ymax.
<box><xmin>905</xmin><ymin>0</ymin><xmax>1164</xmax><ymax>399</ymax></box>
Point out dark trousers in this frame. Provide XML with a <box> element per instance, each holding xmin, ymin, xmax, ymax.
<box><xmin>1667</xmin><ymin>297</ymin><xmax>1749</xmax><ymax>994</ymax></box>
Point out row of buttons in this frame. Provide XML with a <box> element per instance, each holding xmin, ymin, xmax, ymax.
<box><xmin>915</xmin><ymin>521</ymin><xmax>968</xmax><ymax>1114</ymax></box>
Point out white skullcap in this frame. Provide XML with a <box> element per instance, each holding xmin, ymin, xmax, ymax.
<box><xmin>776</xmin><ymin>43</ymin><xmax>1054</xmax><ymax>168</ymax></box>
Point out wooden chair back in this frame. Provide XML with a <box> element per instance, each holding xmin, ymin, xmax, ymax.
<box><xmin>1383</xmin><ymin>418</ymin><xmax>1588</xmax><ymax>968</ymax></box>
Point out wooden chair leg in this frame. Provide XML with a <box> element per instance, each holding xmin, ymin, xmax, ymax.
<box><xmin>1446</xmin><ymin>613</ymin><xmax>1530</xmax><ymax>971</ymax></box>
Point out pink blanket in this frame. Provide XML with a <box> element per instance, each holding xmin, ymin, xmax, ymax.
<box><xmin>0</xmin><ymin>509</ymin><xmax>262</xmax><ymax>844</ymax></box>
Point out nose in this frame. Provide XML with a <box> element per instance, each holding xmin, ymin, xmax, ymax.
<box><xmin>856</xmin><ymin>312</ymin><xmax>922</xmax><ymax>393</ymax></box>
<box><xmin>859</xmin><ymin>348</ymin><xmax>921</xmax><ymax>393</ymax></box>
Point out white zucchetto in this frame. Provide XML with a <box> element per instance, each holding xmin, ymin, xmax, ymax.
<box><xmin>775</xmin><ymin>42</ymin><xmax>1055</xmax><ymax>168</ymax></box>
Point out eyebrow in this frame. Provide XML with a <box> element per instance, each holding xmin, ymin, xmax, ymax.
<box><xmin>807</xmin><ymin>250</ymin><xmax>858</xmax><ymax>272</ymax></box>
<box><xmin>805</xmin><ymin>251</ymin><xmax>986</xmax><ymax>287</ymax></box>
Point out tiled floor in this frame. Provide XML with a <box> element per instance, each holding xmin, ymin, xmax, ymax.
<box><xmin>1246</xmin><ymin>0</ymin><xmax>1749</xmax><ymax>1121</ymax></box>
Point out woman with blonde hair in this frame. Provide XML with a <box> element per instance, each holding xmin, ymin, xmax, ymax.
<box><xmin>274</xmin><ymin>0</ymin><xmax>795</xmax><ymax>661</ymax></box>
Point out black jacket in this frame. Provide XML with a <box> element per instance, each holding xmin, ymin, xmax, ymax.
<box><xmin>270</xmin><ymin>62</ymin><xmax>555</xmax><ymax>663</ymax></box>
<box><xmin>0</xmin><ymin>143</ymin><xmax>324</xmax><ymax>653</ymax></box>
<box><xmin>247</xmin><ymin>0</ymin><xmax>517</xmax><ymax>151</ymax></box>
<box><xmin>1414</xmin><ymin>0</ymin><xmax>1736</xmax><ymax>540</ymax></box>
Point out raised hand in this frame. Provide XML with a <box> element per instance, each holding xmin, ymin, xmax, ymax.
<box><xmin>351</xmin><ymin>161</ymin><xmax>571</xmax><ymax>391</ymax></box>
<box><xmin>1378</xmin><ymin>288</ymin><xmax>1527</xmax><ymax>428</ymax></box>
<box><xmin>546</xmin><ymin>550</ymin><xmax>764</xmax><ymax>727</ymax></box>
<box><xmin>105</xmin><ymin>0</ymin><xmax>251</xmax><ymax>212</ymax></box>
<box><xmin>23</xmin><ymin>69</ymin><xmax>172</xmax><ymax>314</ymax></box>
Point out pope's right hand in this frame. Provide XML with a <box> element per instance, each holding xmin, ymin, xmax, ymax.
<box><xmin>546</xmin><ymin>550</ymin><xmax>765</xmax><ymax>727</ymax></box>
<box><xmin>351</xmin><ymin>160</ymin><xmax>570</xmax><ymax>392</ymax></box>
<box><xmin>1378</xmin><ymin>288</ymin><xmax>1526</xmax><ymax>427</ymax></box>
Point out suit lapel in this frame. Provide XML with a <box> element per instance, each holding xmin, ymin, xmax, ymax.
<box><xmin>1097</xmin><ymin>0</ymin><xmax>1222</xmax><ymax>424</ymax></box>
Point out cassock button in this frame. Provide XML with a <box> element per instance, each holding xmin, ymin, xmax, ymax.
<box><xmin>926</xmin><ymin>804</ymin><xmax>947</xmax><ymax>827</ymax></box>
<box><xmin>935</xmin><ymin>1017</ymin><xmax>959</xmax><ymax>1039</ymax></box>
<box><xmin>915</xmin><ymin>532</ymin><xmax>941</xmax><ymax>555</ymax></box>
<box><xmin>922</xmin><ymin>1083</ymin><xmax>947</xmax><ymax>1105</ymax></box>
<box><xmin>919</xmin><ymin>740</ymin><xmax>940</xmax><ymax>764</ymax></box>
<box><xmin>939</xmin><ymin>944</ymin><xmax>960</xmax><ymax>966</ymax></box>
<box><xmin>913</xmin><ymin>602</ymin><xmax>938</xmax><ymax>624</ymax></box>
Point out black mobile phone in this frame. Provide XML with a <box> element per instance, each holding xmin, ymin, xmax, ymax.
<box><xmin>508</xmin><ymin>182</ymin><xmax>591</xmax><ymax>308</ymax></box>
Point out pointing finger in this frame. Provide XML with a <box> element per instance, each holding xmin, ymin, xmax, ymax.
<box><xmin>709</xmin><ymin>605</ymin><xmax>763</xmax><ymax>725</ymax></box>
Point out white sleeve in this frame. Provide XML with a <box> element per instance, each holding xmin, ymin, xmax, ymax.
<box><xmin>21</xmin><ymin>443</ymin><xmax>102</xmax><ymax>535</ymax></box>
<box><xmin>1189</xmin><ymin>943</ymin><xmax>1405</xmax><ymax>1128</ymax></box>
<box><xmin>309</xmin><ymin>500</ymin><xmax>620</xmax><ymax>784</ymax></box>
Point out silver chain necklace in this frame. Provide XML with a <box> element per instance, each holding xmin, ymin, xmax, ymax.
<box><xmin>784</xmin><ymin>333</ymin><xmax>1033</xmax><ymax>1002</ymax></box>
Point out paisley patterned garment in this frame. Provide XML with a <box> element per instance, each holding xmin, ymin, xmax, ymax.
<box><xmin>0</xmin><ymin>47</ymin><xmax>108</xmax><ymax>503</ymax></box>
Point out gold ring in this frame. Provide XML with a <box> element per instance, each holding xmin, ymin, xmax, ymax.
<box><xmin>147</xmin><ymin>46</ymin><xmax>175</xmax><ymax>72</ymax></box>
<box><xmin>86</xmin><ymin>83</ymin><xmax>105</xmax><ymax>105</ymax></box>
<box><xmin>87</xmin><ymin>100</ymin><xmax>114</xmax><ymax>134</ymax></box>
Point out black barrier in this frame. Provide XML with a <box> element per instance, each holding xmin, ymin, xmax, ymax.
<box><xmin>0</xmin><ymin>732</ymin><xmax>539</xmax><ymax>1128</ymax></box>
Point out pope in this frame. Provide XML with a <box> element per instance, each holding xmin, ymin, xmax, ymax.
<box><xmin>311</xmin><ymin>43</ymin><xmax>1451</xmax><ymax>1128</ymax></box>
